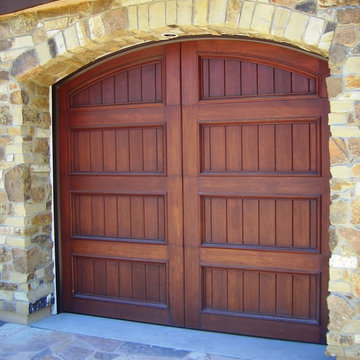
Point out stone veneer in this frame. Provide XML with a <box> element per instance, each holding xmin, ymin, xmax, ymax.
<box><xmin>0</xmin><ymin>0</ymin><xmax>359</xmax><ymax>358</ymax></box>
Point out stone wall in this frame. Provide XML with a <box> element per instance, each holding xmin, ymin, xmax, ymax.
<box><xmin>0</xmin><ymin>0</ymin><xmax>359</xmax><ymax>358</ymax></box>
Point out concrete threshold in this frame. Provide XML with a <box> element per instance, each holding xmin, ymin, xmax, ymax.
<box><xmin>32</xmin><ymin>313</ymin><xmax>334</xmax><ymax>360</ymax></box>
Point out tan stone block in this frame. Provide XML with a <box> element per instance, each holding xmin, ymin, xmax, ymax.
<box><xmin>271</xmin><ymin>0</ymin><xmax>294</xmax><ymax>5</ymax></box>
<box><xmin>344</xmin><ymin>57</ymin><xmax>360</xmax><ymax>74</ymax></box>
<box><xmin>318</xmin><ymin>30</ymin><xmax>334</xmax><ymax>53</ymax></box>
<box><xmin>5</xmin><ymin>144</ymin><xmax>23</xmax><ymax>154</ymax></box>
<box><xmin>88</xmin><ymin>15</ymin><xmax>105</xmax><ymax>40</ymax></box>
<box><xmin>330</xmin><ymin>254</ymin><xmax>358</xmax><ymax>269</ymax></box>
<box><xmin>330</xmin><ymin>268</ymin><xmax>345</xmax><ymax>281</ymax></box>
<box><xmin>35</xmin><ymin>42</ymin><xmax>52</xmax><ymax>66</ymax></box>
<box><xmin>329</xmin><ymin>280</ymin><xmax>352</xmax><ymax>293</ymax></box>
<box><xmin>194</xmin><ymin>0</ymin><xmax>209</xmax><ymax>26</ymax></box>
<box><xmin>225</xmin><ymin>0</ymin><xmax>240</xmax><ymax>27</ymax></box>
<box><xmin>6</xmin><ymin>236</ymin><xmax>31</xmax><ymax>248</ymax></box>
<box><xmin>351</xmin><ymin>198</ymin><xmax>360</xmax><ymax>224</ymax></box>
<box><xmin>251</xmin><ymin>3</ymin><xmax>274</xmax><ymax>33</ymax></box>
<box><xmin>331</xmin><ymin>125</ymin><xmax>360</xmax><ymax>138</ymax></box>
<box><xmin>271</xmin><ymin>7</ymin><xmax>290</xmax><ymax>37</ymax></box>
<box><xmin>138</xmin><ymin>4</ymin><xmax>149</xmax><ymax>30</ymax></box>
<box><xmin>326</xmin><ymin>76</ymin><xmax>343</xmax><ymax>99</ymax></box>
<box><xmin>346</xmin><ymin>76</ymin><xmax>360</xmax><ymax>90</ymax></box>
<box><xmin>330</xmin><ymin>199</ymin><xmax>349</xmax><ymax>224</ymax></box>
<box><xmin>335</xmin><ymin>26</ymin><xmax>357</xmax><ymax>47</ymax></box>
<box><xmin>328</xmin><ymin>295</ymin><xmax>356</xmax><ymax>332</ymax></box>
<box><xmin>44</xmin><ymin>17</ymin><xmax>68</xmax><ymax>31</ymax></box>
<box><xmin>303</xmin><ymin>17</ymin><xmax>325</xmax><ymax>46</ymax></box>
<box><xmin>52</xmin><ymin>31</ymin><xmax>66</xmax><ymax>56</ymax></box>
<box><xmin>103</xmin><ymin>8</ymin><xmax>128</xmax><ymax>35</ymax></box>
<box><xmin>327</xmin><ymin>333</ymin><xmax>354</xmax><ymax>346</ymax></box>
<box><xmin>63</xmin><ymin>25</ymin><xmax>80</xmax><ymax>52</ymax></box>
<box><xmin>75</xmin><ymin>21</ymin><xmax>91</xmax><ymax>47</ymax></box>
<box><xmin>4</xmin><ymin>216</ymin><xmax>27</xmax><ymax>227</ymax></box>
<box><xmin>329</xmin><ymin>137</ymin><xmax>348</xmax><ymax>164</ymax></box>
<box><xmin>209</xmin><ymin>0</ymin><xmax>227</xmax><ymax>25</ymax></box>
<box><xmin>348</xmin><ymin>139</ymin><xmax>360</xmax><ymax>158</ymax></box>
<box><xmin>127</xmin><ymin>6</ymin><xmax>138</xmax><ymax>30</ymax></box>
<box><xmin>239</xmin><ymin>1</ymin><xmax>255</xmax><ymax>29</ymax></box>
<box><xmin>149</xmin><ymin>2</ymin><xmax>166</xmax><ymax>29</ymax></box>
<box><xmin>177</xmin><ymin>0</ymin><xmax>193</xmax><ymax>25</ymax></box>
<box><xmin>284</xmin><ymin>12</ymin><xmax>309</xmax><ymax>43</ymax></box>
<box><xmin>166</xmin><ymin>1</ymin><xmax>177</xmax><ymax>25</ymax></box>
<box><xmin>328</xmin><ymin>113</ymin><xmax>349</xmax><ymax>125</ymax></box>
<box><xmin>16</xmin><ymin>301</ymin><xmax>29</xmax><ymax>315</ymax></box>
<box><xmin>330</xmin><ymin>100</ymin><xmax>354</xmax><ymax>113</ymax></box>
<box><xmin>337</xmin><ymin>8</ymin><xmax>360</xmax><ymax>25</ymax></box>
<box><xmin>11</xmin><ymin>36</ymin><xmax>34</xmax><ymax>50</ymax></box>
<box><xmin>331</xmin><ymin>165</ymin><xmax>352</xmax><ymax>179</ymax></box>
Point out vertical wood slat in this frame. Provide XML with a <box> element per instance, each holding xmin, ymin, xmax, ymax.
<box><xmin>241</xmin><ymin>62</ymin><xmax>257</xmax><ymax>95</ymax></box>
<box><xmin>212</xmin><ymin>268</ymin><xmax>228</xmax><ymax>309</ymax></box>
<box><xmin>211</xmin><ymin>197</ymin><xmax>227</xmax><ymax>243</ymax></box>
<box><xmin>225</xmin><ymin>60</ymin><xmax>241</xmax><ymax>96</ymax></box>
<box><xmin>209</xmin><ymin>59</ymin><xmax>225</xmax><ymax>97</ymax></box>
<box><xmin>293</xmin><ymin>123</ymin><xmax>310</xmax><ymax>171</ymax></box>
<box><xmin>210</xmin><ymin>126</ymin><xmax>226</xmax><ymax>170</ymax></box>
<box><xmin>243</xmin><ymin>199</ymin><xmax>259</xmax><ymax>245</ymax></box>
<box><xmin>242</xmin><ymin>125</ymin><xmax>258</xmax><ymax>171</ymax></box>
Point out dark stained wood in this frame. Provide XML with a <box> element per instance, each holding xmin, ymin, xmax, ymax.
<box><xmin>59</xmin><ymin>44</ymin><xmax>184</xmax><ymax>326</ymax></box>
<box><xmin>58</xmin><ymin>39</ymin><xmax>330</xmax><ymax>344</ymax></box>
<box><xmin>181</xmin><ymin>40</ymin><xmax>330</xmax><ymax>344</ymax></box>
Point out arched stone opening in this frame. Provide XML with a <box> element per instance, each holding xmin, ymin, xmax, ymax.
<box><xmin>0</xmin><ymin>0</ymin><xmax>359</xmax><ymax>358</ymax></box>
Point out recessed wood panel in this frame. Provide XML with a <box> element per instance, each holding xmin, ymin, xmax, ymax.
<box><xmin>74</xmin><ymin>256</ymin><xmax>167</xmax><ymax>305</ymax></box>
<box><xmin>71</xmin><ymin>126</ymin><xmax>165</xmax><ymax>174</ymax></box>
<box><xmin>202</xmin><ymin>196</ymin><xmax>318</xmax><ymax>250</ymax></box>
<box><xmin>202</xmin><ymin>267</ymin><xmax>319</xmax><ymax>322</ymax></box>
<box><xmin>200</xmin><ymin>120</ymin><xmax>318</xmax><ymax>174</ymax></box>
<box><xmin>72</xmin><ymin>193</ymin><xmax>166</xmax><ymax>242</ymax></box>
<box><xmin>201</xmin><ymin>58</ymin><xmax>316</xmax><ymax>99</ymax></box>
<box><xmin>71</xmin><ymin>61</ymin><xmax>162</xmax><ymax>107</ymax></box>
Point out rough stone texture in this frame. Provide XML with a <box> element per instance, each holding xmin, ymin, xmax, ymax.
<box><xmin>4</xmin><ymin>165</ymin><xmax>31</xmax><ymax>202</ymax></box>
<box><xmin>0</xmin><ymin>1</ymin><xmax>358</xmax><ymax>358</ymax></box>
<box><xmin>328</xmin><ymin>295</ymin><xmax>356</xmax><ymax>331</ymax></box>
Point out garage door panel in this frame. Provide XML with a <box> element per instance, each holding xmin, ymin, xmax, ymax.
<box><xmin>70</xmin><ymin>59</ymin><xmax>163</xmax><ymax>108</ymax></box>
<box><xmin>201</xmin><ymin>195</ymin><xmax>319</xmax><ymax>250</ymax></box>
<box><xmin>72</xmin><ymin>193</ymin><xmax>166</xmax><ymax>242</ymax></box>
<box><xmin>200</xmin><ymin>57</ymin><xmax>316</xmax><ymax>99</ymax></box>
<box><xmin>71</xmin><ymin>125</ymin><xmax>166</xmax><ymax>174</ymax></box>
<box><xmin>200</xmin><ymin>118</ymin><xmax>319</xmax><ymax>175</ymax></box>
<box><xmin>201</xmin><ymin>266</ymin><xmax>319</xmax><ymax>323</ymax></box>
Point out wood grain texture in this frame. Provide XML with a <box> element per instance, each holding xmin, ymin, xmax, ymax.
<box><xmin>58</xmin><ymin>40</ymin><xmax>330</xmax><ymax>343</ymax></box>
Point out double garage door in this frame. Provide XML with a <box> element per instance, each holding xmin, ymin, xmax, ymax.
<box><xmin>58</xmin><ymin>40</ymin><xmax>330</xmax><ymax>343</ymax></box>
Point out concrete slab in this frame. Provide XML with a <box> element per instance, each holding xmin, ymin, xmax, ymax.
<box><xmin>32</xmin><ymin>313</ymin><xmax>335</xmax><ymax>360</ymax></box>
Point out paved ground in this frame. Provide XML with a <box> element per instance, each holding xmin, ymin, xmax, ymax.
<box><xmin>0</xmin><ymin>322</ymin><xmax>239</xmax><ymax>360</ymax></box>
<box><xmin>0</xmin><ymin>314</ymin><xmax>334</xmax><ymax>360</ymax></box>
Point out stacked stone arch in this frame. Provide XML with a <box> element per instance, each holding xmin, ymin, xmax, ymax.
<box><xmin>0</xmin><ymin>0</ymin><xmax>360</xmax><ymax>359</ymax></box>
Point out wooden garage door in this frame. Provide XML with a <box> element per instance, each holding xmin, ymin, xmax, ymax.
<box><xmin>58</xmin><ymin>40</ymin><xmax>330</xmax><ymax>343</ymax></box>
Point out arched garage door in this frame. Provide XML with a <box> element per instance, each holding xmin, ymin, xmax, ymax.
<box><xmin>58</xmin><ymin>40</ymin><xmax>330</xmax><ymax>344</ymax></box>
